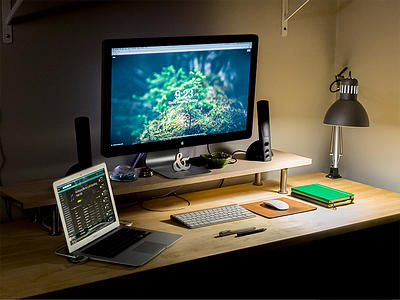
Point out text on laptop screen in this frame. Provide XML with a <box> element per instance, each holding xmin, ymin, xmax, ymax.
<box><xmin>56</xmin><ymin>168</ymin><xmax>116</xmax><ymax>246</ymax></box>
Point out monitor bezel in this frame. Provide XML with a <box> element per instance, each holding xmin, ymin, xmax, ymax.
<box><xmin>101</xmin><ymin>34</ymin><xmax>258</xmax><ymax>158</ymax></box>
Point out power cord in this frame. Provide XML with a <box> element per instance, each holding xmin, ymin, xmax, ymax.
<box><xmin>42</xmin><ymin>215</ymin><xmax>52</xmax><ymax>230</ymax></box>
<box><xmin>55</xmin><ymin>244</ymin><xmax>89</xmax><ymax>264</ymax></box>
<box><xmin>329</xmin><ymin>67</ymin><xmax>348</xmax><ymax>93</ymax></box>
<box><xmin>141</xmin><ymin>185</ymin><xmax>191</xmax><ymax>212</ymax></box>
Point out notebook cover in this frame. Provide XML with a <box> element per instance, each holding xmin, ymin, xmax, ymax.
<box><xmin>291</xmin><ymin>184</ymin><xmax>354</xmax><ymax>203</ymax></box>
<box><xmin>240</xmin><ymin>197</ymin><xmax>317</xmax><ymax>219</ymax></box>
<box><xmin>291</xmin><ymin>191</ymin><xmax>354</xmax><ymax>208</ymax></box>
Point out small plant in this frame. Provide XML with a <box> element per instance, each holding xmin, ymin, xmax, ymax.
<box><xmin>205</xmin><ymin>152</ymin><xmax>231</xmax><ymax>159</ymax></box>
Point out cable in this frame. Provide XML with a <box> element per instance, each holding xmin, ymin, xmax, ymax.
<box><xmin>141</xmin><ymin>192</ymin><xmax>191</xmax><ymax>212</ymax></box>
<box><xmin>232</xmin><ymin>149</ymin><xmax>246</xmax><ymax>155</ymax></box>
<box><xmin>158</xmin><ymin>185</ymin><xmax>182</xmax><ymax>198</ymax></box>
<box><xmin>228</xmin><ymin>156</ymin><xmax>237</xmax><ymax>164</ymax></box>
<box><xmin>117</xmin><ymin>200</ymin><xmax>142</xmax><ymax>211</ymax></box>
<box><xmin>329</xmin><ymin>67</ymin><xmax>348</xmax><ymax>93</ymax></box>
<box><xmin>119</xmin><ymin>220</ymin><xmax>133</xmax><ymax>226</ymax></box>
<box><xmin>55</xmin><ymin>244</ymin><xmax>89</xmax><ymax>264</ymax></box>
<box><xmin>42</xmin><ymin>215</ymin><xmax>52</xmax><ymax>230</ymax></box>
<box><xmin>219</xmin><ymin>179</ymin><xmax>225</xmax><ymax>188</ymax></box>
<box><xmin>131</xmin><ymin>153</ymin><xmax>145</xmax><ymax>168</ymax></box>
<box><xmin>207</xmin><ymin>144</ymin><xmax>211</xmax><ymax>154</ymax></box>
<box><xmin>229</xmin><ymin>149</ymin><xmax>248</xmax><ymax>165</ymax></box>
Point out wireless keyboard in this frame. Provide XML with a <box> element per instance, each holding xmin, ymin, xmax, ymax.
<box><xmin>170</xmin><ymin>204</ymin><xmax>256</xmax><ymax>229</ymax></box>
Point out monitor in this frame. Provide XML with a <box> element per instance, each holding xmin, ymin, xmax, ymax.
<box><xmin>101</xmin><ymin>34</ymin><xmax>258</xmax><ymax>178</ymax></box>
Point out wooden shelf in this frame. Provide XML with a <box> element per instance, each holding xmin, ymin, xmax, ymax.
<box><xmin>0</xmin><ymin>149</ymin><xmax>311</xmax><ymax>210</ymax></box>
<box><xmin>111</xmin><ymin>149</ymin><xmax>311</xmax><ymax>196</ymax></box>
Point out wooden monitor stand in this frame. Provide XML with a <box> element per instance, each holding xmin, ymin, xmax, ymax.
<box><xmin>0</xmin><ymin>149</ymin><xmax>311</xmax><ymax>234</ymax></box>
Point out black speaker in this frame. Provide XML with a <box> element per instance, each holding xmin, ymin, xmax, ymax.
<box><xmin>246</xmin><ymin>100</ymin><xmax>273</xmax><ymax>161</ymax></box>
<box><xmin>66</xmin><ymin>116</ymin><xmax>93</xmax><ymax>176</ymax></box>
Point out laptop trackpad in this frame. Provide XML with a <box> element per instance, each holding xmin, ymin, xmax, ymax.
<box><xmin>132</xmin><ymin>241</ymin><xmax>167</xmax><ymax>254</ymax></box>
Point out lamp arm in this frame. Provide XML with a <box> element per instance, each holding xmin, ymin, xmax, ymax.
<box><xmin>330</xmin><ymin>126</ymin><xmax>342</xmax><ymax>168</ymax></box>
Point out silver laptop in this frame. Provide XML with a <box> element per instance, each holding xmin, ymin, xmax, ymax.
<box><xmin>53</xmin><ymin>162</ymin><xmax>182</xmax><ymax>267</ymax></box>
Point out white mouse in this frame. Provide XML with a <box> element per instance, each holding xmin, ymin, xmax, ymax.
<box><xmin>263</xmin><ymin>199</ymin><xmax>289</xmax><ymax>210</ymax></box>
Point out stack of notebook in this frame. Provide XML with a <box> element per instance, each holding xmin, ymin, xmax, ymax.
<box><xmin>291</xmin><ymin>184</ymin><xmax>354</xmax><ymax>209</ymax></box>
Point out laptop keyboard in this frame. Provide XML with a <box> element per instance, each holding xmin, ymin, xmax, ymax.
<box><xmin>82</xmin><ymin>227</ymin><xmax>151</xmax><ymax>258</ymax></box>
<box><xmin>171</xmin><ymin>204</ymin><xmax>256</xmax><ymax>228</ymax></box>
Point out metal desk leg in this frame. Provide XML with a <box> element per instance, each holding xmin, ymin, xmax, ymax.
<box><xmin>278</xmin><ymin>168</ymin><xmax>289</xmax><ymax>194</ymax></box>
<box><xmin>49</xmin><ymin>205</ymin><xmax>62</xmax><ymax>236</ymax></box>
<box><xmin>253</xmin><ymin>172</ymin><xmax>263</xmax><ymax>186</ymax></box>
<box><xmin>31</xmin><ymin>207</ymin><xmax>41</xmax><ymax>223</ymax></box>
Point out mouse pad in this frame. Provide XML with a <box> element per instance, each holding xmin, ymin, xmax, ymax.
<box><xmin>240</xmin><ymin>197</ymin><xmax>317</xmax><ymax>218</ymax></box>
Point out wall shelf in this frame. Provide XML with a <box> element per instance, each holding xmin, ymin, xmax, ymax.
<box><xmin>281</xmin><ymin>0</ymin><xmax>310</xmax><ymax>36</ymax></box>
<box><xmin>1</xmin><ymin>0</ymin><xmax>24</xmax><ymax>43</ymax></box>
<box><xmin>3</xmin><ymin>0</ymin><xmax>311</xmax><ymax>42</ymax></box>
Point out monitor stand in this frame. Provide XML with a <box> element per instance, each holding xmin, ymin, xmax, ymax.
<box><xmin>145</xmin><ymin>149</ymin><xmax>211</xmax><ymax>179</ymax></box>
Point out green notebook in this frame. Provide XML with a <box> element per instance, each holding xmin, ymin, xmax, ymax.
<box><xmin>291</xmin><ymin>184</ymin><xmax>354</xmax><ymax>205</ymax></box>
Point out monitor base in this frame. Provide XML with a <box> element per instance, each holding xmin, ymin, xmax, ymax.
<box><xmin>146</xmin><ymin>149</ymin><xmax>211</xmax><ymax>179</ymax></box>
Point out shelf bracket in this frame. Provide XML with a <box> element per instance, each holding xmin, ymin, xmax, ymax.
<box><xmin>281</xmin><ymin>0</ymin><xmax>310</xmax><ymax>36</ymax></box>
<box><xmin>2</xmin><ymin>0</ymin><xmax>24</xmax><ymax>43</ymax></box>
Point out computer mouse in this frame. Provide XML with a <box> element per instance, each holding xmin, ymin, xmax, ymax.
<box><xmin>262</xmin><ymin>199</ymin><xmax>289</xmax><ymax>210</ymax></box>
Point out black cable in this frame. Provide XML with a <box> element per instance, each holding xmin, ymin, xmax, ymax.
<box><xmin>131</xmin><ymin>153</ymin><xmax>145</xmax><ymax>168</ymax></box>
<box><xmin>141</xmin><ymin>192</ymin><xmax>191</xmax><ymax>212</ymax></box>
<box><xmin>219</xmin><ymin>179</ymin><xmax>225</xmax><ymax>188</ymax></box>
<box><xmin>329</xmin><ymin>79</ymin><xmax>342</xmax><ymax>93</ymax></box>
<box><xmin>232</xmin><ymin>149</ymin><xmax>247</xmax><ymax>155</ymax></box>
<box><xmin>228</xmin><ymin>156</ymin><xmax>237</xmax><ymax>164</ymax></box>
<box><xmin>116</xmin><ymin>199</ymin><xmax>142</xmax><ymax>211</ymax></box>
<box><xmin>329</xmin><ymin>67</ymin><xmax>349</xmax><ymax>93</ymax></box>
<box><xmin>207</xmin><ymin>144</ymin><xmax>211</xmax><ymax>154</ymax></box>
<box><xmin>337</xmin><ymin>66</ymin><xmax>348</xmax><ymax>77</ymax></box>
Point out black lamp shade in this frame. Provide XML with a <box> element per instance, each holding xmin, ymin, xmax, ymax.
<box><xmin>323</xmin><ymin>77</ymin><xmax>370</xmax><ymax>127</ymax></box>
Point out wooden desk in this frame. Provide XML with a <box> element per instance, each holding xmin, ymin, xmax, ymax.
<box><xmin>1</xmin><ymin>172</ymin><xmax>399</xmax><ymax>299</ymax></box>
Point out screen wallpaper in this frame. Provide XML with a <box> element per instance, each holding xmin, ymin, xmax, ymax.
<box><xmin>110</xmin><ymin>48</ymin><xmax>252</xmax><ymax>146</ymax></box>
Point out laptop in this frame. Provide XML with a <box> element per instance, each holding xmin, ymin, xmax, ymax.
<box><xmin>53</xmin><ymin>162</ymin><xmax>182</xmax><ymax>267</ymax></box>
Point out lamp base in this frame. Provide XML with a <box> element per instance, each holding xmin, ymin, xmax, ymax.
<box><xmin>326</xmin><ymin>167</ymin><xmax>342</xmax><ymax>179</ymax></box>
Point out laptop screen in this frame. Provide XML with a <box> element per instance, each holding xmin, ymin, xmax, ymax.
<box><xmin>54</xmin><ymin>163</ymin><xmax>120</xmax><ymax>253</ymax></box>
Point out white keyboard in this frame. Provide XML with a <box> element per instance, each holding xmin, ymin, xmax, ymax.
<box><xmin>170</xmin><ymin>204</ymin><xmax>256</xmax><ymax>229</ymax></box>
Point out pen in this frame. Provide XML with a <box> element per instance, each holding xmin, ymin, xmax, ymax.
<box><xmin>218</xmin><ymin>227</ymin><xmax>256</xmax><ymax>237</ymax></box>
<box><xmin>236</xmin><ymin>228</ymin><xmax>266</xmax><ymax>237</ymax></box>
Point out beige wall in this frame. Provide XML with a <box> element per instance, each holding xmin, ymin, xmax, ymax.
<box><xmin>1</xmin><ymin>0</ymin><xmax>398</xmax><ymax>222</ymax></box>
<box><xmin>0</xmin><ymin>0</ymin><xmax>337</xmax><ymax>183</ymax></box>
<box><xmin>334</xmin><ymin>0</ymin><xmax>400</xmax><ymax>192</ymax></box>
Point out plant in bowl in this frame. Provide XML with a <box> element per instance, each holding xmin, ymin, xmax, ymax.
<box><xmin>200</xmin><ymin>152</ymin><xmax>232</xmax><ymax>169</ymax></box>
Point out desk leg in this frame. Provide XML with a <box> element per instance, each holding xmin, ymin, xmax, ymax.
<box><xmin>253</xmin><ymin>172</ymin><xmax>263</xmax><ymax>186</ymax></box>
<box><xmin>49</xmin><ymin>205</ymin><xmax>62</xmax><ymax>236</ymax></box>
<box><xmin>278</xmin><ymin>168</ymin><xmax>288</xmax><ymax>194</ymax></box>
<box><xmin>31</xmin><ymin>207</ymin><xmax>41</xmax><ymax>223</ymax></box>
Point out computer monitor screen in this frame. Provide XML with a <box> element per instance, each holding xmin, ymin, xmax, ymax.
<box><xmin>101</xmin><ymin>34</ymin><xmax>258</xmax><ymax>177</ymax></box>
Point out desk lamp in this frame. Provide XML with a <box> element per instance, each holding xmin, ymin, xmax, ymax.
<box><xmin>323</xmin><ymin>69</ymin><xmax>369</xmax><ymax>178</ymax></box>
